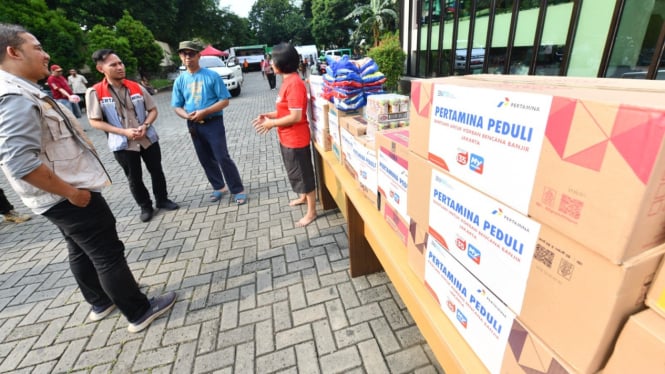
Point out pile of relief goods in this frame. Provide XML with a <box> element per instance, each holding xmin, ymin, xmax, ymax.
<box><xmin>321</xmin><ymin>55</ymin><xmax>386</xmax><ymax>111</ymax></box>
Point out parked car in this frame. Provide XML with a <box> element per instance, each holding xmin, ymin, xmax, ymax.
<box><xmin>179</xmin><ymin>55</ymin><xmax>243</xmax><ymax>97</ymax></box>
<box><xmin>455</xmin><ymin>48</ymin><xmax>485</xmax><ymax>70</ymax></box>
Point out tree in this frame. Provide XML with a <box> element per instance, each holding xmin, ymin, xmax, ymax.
<box><xmin>115</xmin><ymin>12</ymin><xmax>164</xmax><ymax>77</ymax></box>
<box><xmin>86</xmin><ymin>25</ymin><xmax>136</xmax><ymax>78</ymax></box>
<box><xmin>368</xmin><ymin>32</ymin><xmax>405</xmax><ymax>92</ymax></box>
<box><xmin>345</xmin><ymin>0</ymin><xmax>398</xmax><ymax>48</ymax></box>
<box><xmin>249</xmin><ymin>0</ymin><xmax>306</xmax><ymax>46</ymax></box>
<box><xmin>0</xmin><ymin>0</ymin><xmax>87</xmax><ymax>71</ymax></box>
<box><xmin>311</xmin><ymin>0</ymin><xmax>356</xmax><ymax>50</ymax></box>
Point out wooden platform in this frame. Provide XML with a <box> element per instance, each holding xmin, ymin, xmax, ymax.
<box><xmin>312</xmin><ymin>142</ymin><xmax>489</xmax><ymax>374</ymax></box>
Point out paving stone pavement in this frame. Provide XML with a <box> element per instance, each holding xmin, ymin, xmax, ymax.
<box><xmin>0</xmin><ymin>72</ymin><xmax>445</xmax><ymax>374</ymax></box>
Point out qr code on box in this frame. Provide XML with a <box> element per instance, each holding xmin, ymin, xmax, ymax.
<box><xmin>534</xmin><ymin>244</ymin><xmax>554</xmax><ymax>268</ymax></box>
<box><xmin>558</xmin><ymin>194</ymin><xmax>583</xmax><ymax>220</ymax></box>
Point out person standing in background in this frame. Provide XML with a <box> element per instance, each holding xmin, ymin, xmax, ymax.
<box><xmin>67</xmin><ymin>68</ymin><xmax>87</xmax><ymax>110</ymax></box>
<box><xmin>47</xmin><ymin>64</ymin><xmax>81</xmax><ymax>118</ymax></box>
<box><xmin>252</xmin><ymin>42</ymin><xmax>317</xmax><ymax>227</ymax></box>
<box><xmin>171</xmin><ymin>40</ymin><xmax>247</xmax><ymax>205</ymax></box>
<box><xmin>263</xmin><ymin>55</ymin><xmax>276</xmax><ymax>90</ymax></box>
<box><xmin>242</xmin><ymin>58</ymin><xmax>249</xmax><ymax>76</ymax></box>
<box><xmin>0</xmin><ymin>188</ymin><xmax>30</xmax><ymax>223</ymax></box>
<box><xmin>0</xmin><ymin>23</ymin><xmax>176</xmax><ymax>332</ymax></box>
<box><xmin>260</xmin><ymin>59</ymin><xmax>266</xmax><ymax>79</ymax></box>
<box><xmin>86</xmin><ymin>49</ymin><xmax>179</xmax><ymax>222</ymax></box>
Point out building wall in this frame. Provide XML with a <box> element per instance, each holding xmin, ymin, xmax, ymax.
<box><xmin>402</xmin><ymin>0</ymin><xmax>665</xmax><ymax>79</ymax></box>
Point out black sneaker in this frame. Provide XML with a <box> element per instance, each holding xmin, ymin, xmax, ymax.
<box><xmin>156</xmin><ymin>199</ymin><xmax>179</xmax><ymax>210</ymax></box>
<box><xmin>88</xmin><ymin>302</ymin><xmax>115</xmax><ymax>322</ymax></box>
<box><xmin>140</xmin><ymin>206</ymin><xmax>154</xmax><ymax>222</ymax></box>
<box><xmin>127</xmin><ymin>291</ymin><xmax>176</xmax><ymax>333</ymax></box>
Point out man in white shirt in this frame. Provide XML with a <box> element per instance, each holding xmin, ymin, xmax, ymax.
<box><xmin>68</xmin><ymin>68</ymin><xmax>88</xmax><ymax>110</ymax></box>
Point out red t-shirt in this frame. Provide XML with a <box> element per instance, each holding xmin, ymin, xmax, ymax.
<box><xmin>276</xmin><ymin>74</ymin><xmax>310</xmax><ymax>148</ymax></box>
<box><xmin>47</xmin><ymin>75</ymin><xmax>73</xmax><ymax>100</ymax></box>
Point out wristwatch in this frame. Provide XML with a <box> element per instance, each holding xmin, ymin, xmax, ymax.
<box><xmin>143</xmin><ymin>122</ymin><xmax>151</xmax><ymax>128</ymax></box>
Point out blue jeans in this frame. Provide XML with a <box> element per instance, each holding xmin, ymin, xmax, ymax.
<box><xmin>42</xmin><ymin>192</ymin><xmax>149</xmax><ymax>322</ymax></box>
<box><xmin>113</xmin><ymin>142</ymin><xmax>169</xmax><ymax>209</ymax></box>
<box><xmin>56</xmin><ymin>98</ymin><xmax>82</xmax><ymax>118</ymax></box>
<box><xmin>187</xmin><ymin>117</ymin><xmax>244</xmax><ymax>194</ymax></box>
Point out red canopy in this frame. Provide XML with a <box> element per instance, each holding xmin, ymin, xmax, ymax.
<box><xmin>200</xmin><ymin>45</ymin><xmax>229</xmax><ymax>57</ymax></box>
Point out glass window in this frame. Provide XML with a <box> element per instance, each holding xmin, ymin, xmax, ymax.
<box><xmin>606</xmin><ymin>0</ymin><xmax>665</xmax><ymax>79</ymax></box>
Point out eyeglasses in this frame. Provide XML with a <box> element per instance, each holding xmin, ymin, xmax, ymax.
<box><xmin>179</xmin><ymin>51</ymin><xmax>199</xmax><ymax>58</ymax></box>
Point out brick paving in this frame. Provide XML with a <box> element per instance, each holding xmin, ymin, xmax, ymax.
<box><xmin>0</xmin><ymin>72</ymin><xmax>444</xmax><ymax>373</ymax></box>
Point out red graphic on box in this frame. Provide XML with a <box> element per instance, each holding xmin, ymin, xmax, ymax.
<box><xmin>545</xmin><ymin>96</ymin><xmax>665</xmax><ymax>185</ymax></box>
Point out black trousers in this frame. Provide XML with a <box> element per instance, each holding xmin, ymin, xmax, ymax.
<box><xmin>266</xmin><ymin>73</ymin><xmax>276</xmax><ymax>89</ymax></box>
<box><xmin>113</xmin><ymin>142</ymin><xmax>169</xmax><ymax>209</ymax></box>
<box><xmin>42</xmin><ymin>192</ymin><xmax>149</xmax><ymax>321</ymax></box>
<box><xmin>0</xmin><ymin>188</ymin><xmax>14</xmax><ymax>214</ymax></box>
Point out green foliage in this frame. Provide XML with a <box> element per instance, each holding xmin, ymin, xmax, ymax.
<box><xmin>310</xmin><ymin>0</ymin><xmax>356</xmax><ymax>49</ymax></box>
<box><xmin>368</xmin><ymin>32</ymin><xmax>405</xmax><ymax>92</ymax></box>
<box><xmin>115</xmin><ymin>12</ymin><xmax>164</xmax><ymax>77</ymax></box>
<box><xmin>249</xmin><ymin>0</ymin><xmax>306</xmax><ymax>46</ymax></box>
<box><xmin>86</xmin><ymin>25</ymin><xmax>136</xmax><ymax>78</ymax></box>
<box><xmin>346</xmin><ymin>0</ymin><xmax>398</xmax><ymax>48</ymax></box>
<box><xmin>0</xmin><ymin>0</ymin><xmax>87</xmax><ymax>71</ymax></box>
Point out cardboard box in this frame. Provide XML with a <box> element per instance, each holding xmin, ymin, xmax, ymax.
<box><xmin>340</xmin><ymin>115</ymin><xmax>367</xmax><ymax>137</ymax></box>
<box><xmin>646</xmin><ymin>259</ymin><xmax>665</xmax><ymax>319</ymax></box>
<box><xmin>366</xmin><ymin>118</ymin><xmax>409</xmax><ymax>142</ymax></box>
<box><xmin>603</xmin><ymin>308</ymin><xmax>665</xmax><ymax>374</ymax></box>
<box><xmin>366</xmin><ymin>93</ymin><xmax>410</xmax><ymax>122</ymax></box>
<box><xmin>340</xmin><ymin>127</ymin><xmax>358</xmax><ymax>179</ymax></box>
<box><xmin>355</xmin><ymin>135</ymin><xmax>378</xmax><ymax>206</ymax></box>
<box><xmin>424</xmin><ymin>235</ymin><xmax>575</xmax><ymax>374</ymax></box>
<box><xmin>409</xmin><ymin>76</ymin><xmax>665</xmax><ymax>264</ymax></box>
<box><xmin>307</xmin><ymin>74</ymin><xmax>325</xmax><ymax>100</ymax></box>
<box><xmin>328</xmin><ymin>106</ymin><xmax>343</xmax><ymax>162</ymax></box>
<box><xmin>309</xmin><ymin>99</ymin><xmax>330</xmax><ymax>151</ymax></box>
<box><xmin>377</xmin><ymin>128</ymin><xmax>410</xmax><ymax>244</ymax></box>
<box><xmin>409</xmin><ymin>153</ymin><xmax>541</xmax><ymax>312</ymax></box>
<box><xmin>407</xmin><ymin>152</ymin><xmax>665</xmax><ymax>373</ymax></box>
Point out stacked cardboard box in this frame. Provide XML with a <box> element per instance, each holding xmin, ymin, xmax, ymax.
<box><xmin>603</xmin><ymin>309</ymin><xmax>665</xmax><ymax>373</ymax></box>
<box><xmin>328</xmin><ymin>106</ymin><xmax>361</xmax><ymax>163</ymax></box>
<box><xmin>647</xmin><ymin>258</ymin><xmax>665</xmax><ymax>318</ymax></box>
<box><xmin>603</xmin><ymin>260</ymin><xmax>665</xmax><ymax>373</ymax></box>
<box><xmin>376</xmin><ymin>128</ymin><xmax>410</xmax><ymax>245</ymax></box>
<box><xmin>409</xmin><ymin>76</ymin><xmax>665</xmax><ymax>264</ymax></box>
<box><xmin>309</xmin><ymin>98</ymin><xmax>330</xmax><ymax>151</ymax></box>
<box><xmin>406</xmin><ymin>75</ymin><xmax>665</xmax><ymax>373</ymax></box>
<box><xmin>365</xmin><ymin>94</ymin><xmax>410</xmax><ymax>140</ymax></box>
<box><xmin>307</xmin><ymin>76</ymin><xmax>330</xmax><ymax>151</ymax></box>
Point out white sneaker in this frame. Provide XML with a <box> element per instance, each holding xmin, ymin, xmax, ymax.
<box><xmin>2</xmin><ymin>210</ymin><xmax>31</xmax><ymax>223</ymax></box>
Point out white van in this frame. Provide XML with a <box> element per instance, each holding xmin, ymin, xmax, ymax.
<box><xmin>455</xmin><ymin>48</ymin><xmax>485</xmax><ymax>70</ymax></box>
<box><xmin>322</xmin><ymin>48</ymin><xmax>352</xmax><ymax>58</ymax></box>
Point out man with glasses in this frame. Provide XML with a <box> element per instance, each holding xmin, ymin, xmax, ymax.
<box><xmin>171</xmin><ymin>40</ymin><xmax>247</xmax><ymax>205</ymax></box>
<box><xmin>0</xmin><ymin>23</ymin><xmax>176</xmax><ymax>333</ymax></box>
<box><xmin>86</xmin><ymin>49</ymin><xmax>179</xmax><ymax>222</ymax></box>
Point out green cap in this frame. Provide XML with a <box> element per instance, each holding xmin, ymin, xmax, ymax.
<box><xmin>178</xmin><ymin>40</ymin><xmax>203</xmax><ymax>53</ymax></box>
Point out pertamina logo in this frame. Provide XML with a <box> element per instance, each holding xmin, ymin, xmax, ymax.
<box><xmin>456</xmin><ymin>310</ymin><xmax>468</xmax><ymax>328</ymax></box>
<box><xmin>456</xmin><ymin>151</ymin><xmax>468</xmax><ymax>165</ymax></box>
<box><xmin>446</xmin><ymin>299</ymin><xmax>456</xmax><ymax>313</ymax></box>
<box><xmin>469</xmin><ymin>154</ymin><xmax>484</xmax><ymax>174</ymax></box>
<box><xmin>455</xmin><ymin>237</ymin><xmax>466</xmax><ymax>251</ymax></box>
<box><xmin>497</xmin><ymin>96</ymin><xmax>541</xmax><ymax>112</ymax></box>
<box><xmin>497</xmin><ymin>97</ymin><xmax>510</xmax><ymax>108</ymax></box>
<box><xmin>389</xmin><ymin>190</ymin><xmax>400</xmax><ymax>204</ymax></box>
<box><xmin>467</xmin><ymin>244</ymin><xmax>481</xmax><ymax>264</ymax></box>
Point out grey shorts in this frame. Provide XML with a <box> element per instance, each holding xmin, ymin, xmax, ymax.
<box><xmin>280</xmin><ymin>144</ymin><xmax>316</xmax><ymax>194</ymax></box>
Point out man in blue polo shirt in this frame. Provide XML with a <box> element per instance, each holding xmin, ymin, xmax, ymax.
<box><xmin>171</xmin><ymin>40</ymin><xmax>246</xmax><ymax>204</ymax></box>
